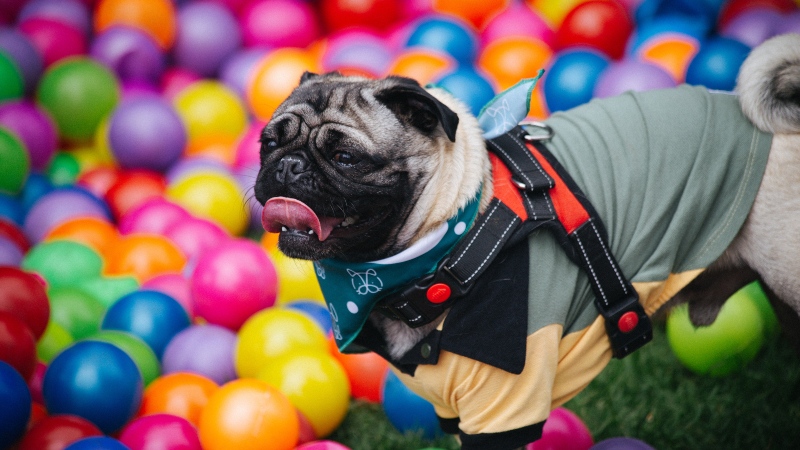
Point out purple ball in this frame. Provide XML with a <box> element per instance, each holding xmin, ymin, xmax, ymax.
<box><xmin>161</xmin><ymin>324</ymin><xmax>237</xmax><ymax>384</ymax></box>
<box><xmin>17</xmin><ymin>0</ymin><xmax>91</xmax><ymax>37</ymax></box>
<box><xmin>23</xmin><ymin>187</ymin><xmax>111</xmax><ymax>243</ymax></box>
<box><xmin>590</xmin><ymin>437</ymin><xmax>656</xmax><ymax>450</ymax></box>
<box><xmin>219</xmin><ymin>46</ymin><xmax>268</xmax><ymax>98</ymax></box>
<box><xmin>173</xmin><ymin>2</ymin><xmax>242</xmax><ymax>77</ymax></box>
<box><xmin>323</xmin><ymin>30</ymin><xmax>393</xmax><ymax>75</ymax></box>
<box><xmin>0</xmin><ymin>100</ymin><xmax>58</xmax><ymax>170</ymax></box>
<box><xmin>121</xmin><ymin>80</ymin><xmax>160</xmax><ymax>99</ymax></box>
<box><xmin>721</xmin><ymin>8</ymin><xmax>781</xmax><ymax>48</ymax></box>
<box><xmin>108</xmin><ymin>97</ymin><xmax>186</xmax><ymax>172</ymax></box>
<box><xmin>594</xmin><ymin>59</ymin><xmax>677</xmax><ymax>99</ymax></box>
<box><xmin>0</xmin><ymin>237</ymin><xmax>23</xmax><ymax>266</ymax></box>
<box><xmin>0</xmin><ymin>27</ymin><xmax>43</xmax><ymax>93</ymax></box>
<box><xmin>775</xmin><ymin>10</ymin><xmax>800</xmax><ymax>35</ymax></box>
<box><xmin>90</xmin><ymin>26</ymin><xmax>165</xmax><ymax>83</ymax></box>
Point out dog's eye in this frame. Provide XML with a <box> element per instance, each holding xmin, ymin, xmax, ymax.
<box><xmin>332</xmin><ymin>151</ymin><xmax>359</xmax><ymax>165</ymax></box>
<box><xmin>264</xmin><ymin>139</ymin><xmax>278</xmax><ymax>149</ymax></box>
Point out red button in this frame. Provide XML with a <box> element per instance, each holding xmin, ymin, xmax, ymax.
<box><xmin>426</xmin><ymin>283</ymin><xmax>451</xmax><ymax>304</ymax></box>
<box><xmin>618</xmin><ymin>311</ymin><xmax>639</xmax><ymax>333</ymax></box>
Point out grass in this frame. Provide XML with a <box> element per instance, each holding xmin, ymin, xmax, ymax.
<box><xmin>330</xmin><ymin>325</ymin><xmax>800</xmax><ymax>450</ymax></box>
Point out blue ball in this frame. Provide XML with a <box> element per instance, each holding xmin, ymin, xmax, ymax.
<box><xmin>686</xmin><ymin>37</ymin><xmax>751</xmax><ymax>92</ymax></box>
<box><xmin>0</xmin><ymin>192</ymin><xmax>24</xmax><ymax>225</ymax></box>
<box><xmin>435</xmin><ymin>68</ymin><xmax>495</xmax><ymax>116</ymax></box>
<box><xmin>382</xmin><ymin>371</ymin><xmax>443</xmax><ymax>440</ymax></box>
<box><xmin>626</xmin><ymin>15</ymin><xmax>710</xmax><ymax>55</ymax></box>
<box><xmin>544</xmin><ymin>49</ymin><xmax>610</xmax><ymax>113</ymax></box>
<box><xmin>65</xmin><ymin>436</ymin><xmax>131</xmax><ymax>450</ymax></box>
<box><xmin>43</xmin><ymin>341</ymin><xmax>143</xmax><ymax>434</ymax></box>
<box><xmin>20</xmin><ymin>172</ymin><xmax>54</xmax><ymax>212</ymax></box>
<box><xmin>0</xmin><ymin>361</ymin><xmax>31</xmax><ymax>448</ymax></box>
<box><xmin>405</xmin><ymin>16</ymin><xmax>478</xmax><ymax>66</ymax></box>
<box><xmin>101</xmin><ymin>289</ymin><xmax>191</xmax><ymax>359</ymax></box>
<box><xmin>286</xmin><ymin>300</ymin><xmax>333</xmax><ymax>336</ymax></box>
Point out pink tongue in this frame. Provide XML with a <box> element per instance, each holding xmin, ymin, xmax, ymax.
<box><xmin>262</xmin><ymin>197</ymin><xmax>339</xmax><ymax>241</ymax></box>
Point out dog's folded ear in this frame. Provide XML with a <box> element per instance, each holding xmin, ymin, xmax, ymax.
<box><xmin>374</xmin><ymin>77</ymin><xmax>459</xmax><ymax>142</ymax></box>
<box><xmin>300</xmin><ymin>71</ymin><xmax>319</xmax><ymax>84</ymax></box>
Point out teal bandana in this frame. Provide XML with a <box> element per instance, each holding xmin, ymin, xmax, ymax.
<box><xmin>315</xmin><ymin>195</ymin><xmax>480</xmax><ymax>351</ymax></box>
<box><xmin>316</xmin><ymin>73</ymin><xmax>542</xmax><ymax>352</ymax></box>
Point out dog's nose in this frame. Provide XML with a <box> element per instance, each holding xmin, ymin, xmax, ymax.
<box><xmin>276</xmin><ymin>154</ymin><xmax>309</xmax><ymax>183</ymax></box>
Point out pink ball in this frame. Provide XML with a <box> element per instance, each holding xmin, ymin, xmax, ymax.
<box><xmin>18</xmin><ymin>0</ymin><xmax>92</xmax><ymax>37</ymax></box>
<box><xmin>160</xmin><ymin>67</ymin><xmax>201</xmax><ymax>100</ymax></box>
<box><xmin>18</xmin><ymin>17</ymin><xmax>86</xmax><ymax>67</ymax></box>
<box><xmin>527</xmin><ymin>407</ymin><xmax>593</xmax><ymax>450</ymax></box>
<box><xmin>119</xmin><ymin>414</ymin><xmax>202</xmax><ymax>450</ymax></box>
<box><xmin>234</xmin><ymin>120</ymin><xmax>267</xmax><ymax>170</ymax></box>
<box><xmin>191</xmin><ymin>238</ymin><xmax>278</xmax><ymax>330</ymax></box>
<box><xmin>720</xmin><ymin>8</ymin><xmax>782</xmax><ymax>48</ymax></box>
<box><xmin>296</xmin><ymin>441</ymin><xmax>352</xmax><ymax>450</ymax></box>
<box><xmin>118</xmin><ymin>198</ymin><xmax>190</xmax><ymax>235</ymax></box>
<box><xmin>141</xmin><ymin>273</ymin><xmax>193</xmax><ymax>317</ymax></box>
<box><xmin>481</xmin><ymin>3</ymin><xmax>556</xmax><ymax>49</ymax></box>
<box><xmin>240</xmin><ymin>0</ymin><xmax>321</xmax><ymax>48</ymax></box>
<box><xmin>163</xmin><ymin>216</ymin><xmax>229</xmax><ymax>262</ymax></box>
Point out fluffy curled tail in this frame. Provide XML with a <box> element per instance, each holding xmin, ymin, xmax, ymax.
<box><xmin>736</xmin><ymin>33</ymin><xmax>800</xmax><ymax>134</ymax></box>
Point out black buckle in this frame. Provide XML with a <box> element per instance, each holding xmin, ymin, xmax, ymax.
<box><xmin>378</xmin><ymin>259</ymin><xmax>471</xmax><ymax>328</ymax></box>
<box><xmin>602</xmin><ymin>294</ymin><xmax>653</xmax><ymax>359</ymax></box>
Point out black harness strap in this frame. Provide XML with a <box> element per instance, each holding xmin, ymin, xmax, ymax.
<box><xmin>378</xmin><ymin>127</ymin><xmax>652</xmax><ymax>359</ymax></box>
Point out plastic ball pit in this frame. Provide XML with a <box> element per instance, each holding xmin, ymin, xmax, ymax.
<box><xmin>86</xmin><ymin>330</ymin><xmax>161</xmax><ymax>386</ymax></box>
<box><xmin>103</xmin><ymin>233</ymin><xmax>186</xmax><ymax>282</ymax></box>
<box><xmin>240</xmin><ymin>0</ymin><xmax>320</xmax><ymax>49</ymax></box>
<box><xmin>18</xmin><ymin>0</ymin><xmax>91</xmax><ymax>37</ymax></box>
<box><xmin>18</xmin><ymin>17</ymin><xmax>87</xmax><ymax>67</ymax></box>
<box><xmin>594</xmin><ymin>59</ymin><xmax>676</xmax><ymax>98</ymax></box>
<box><xmin>405</xmin><ymin>16</ymin><xmax>479</xmax><ymax>66</ymax></box>
<box><xmin>0</xmin><ymin>100</ymin><xmax>58</xmax><ymax>170</ymax></box>
<box><xmin>139</xmin><ymin>372</ymin><xmax>219</xmax><ymax>427</ymax></box>
<box><xmin>119</xmin><ymin>414</ymin><xmax>202</xmax><ymax>450</ymax></box>
<box><xmin>247</xmin><ymin>47</ymin><xmax>319</xmax><ymax>121</ymax></box>
<box><xmin>543</xmin><ymin>48</ymin><xmax>609</xmax><ymax>113</ymax></box>
<box><xmin>162</xmin><ymin>324</ymin><xmax>238</xmax><ymax>384</ymax></box>
<box><xmin>685</xmin><ymin>36</ymin><xmax>751</xmax><ymax>91</ymax></box>
<box><xmin>22</xmin><ymin>239</ymin><xmax>104</xmax><ymax>288</ymax></box>
<box><xmin>47</xmin><ymin>287</ymin><xmax>106</xmax><ymax>340</ymax></box>
<box><xmin>174</xmin><ymin>2</ymin><xmax>241</xmax><ymax>77</ymax></box>
<box><xmin>94</xmin><ymin>0</ymin><xmax>177</xmax><ymax>50</ymax></box>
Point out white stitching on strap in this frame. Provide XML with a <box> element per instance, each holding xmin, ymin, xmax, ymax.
<box><xmin>461</xmin><ymin>218</ymin><xmax>518</xmax><ymax>283</ymax></box>
<box><xmin>589</xmin><ymin>220</ymin><xmax>628</xmax><ymax>295</ymax></box>
<box><xmin>448</xmin><ymin>202</ymin><xmax>500</xmax><ymax>267</ymax></box>
<box><xmin>488</xmin><ymin>141</ymin><xmax>533</xmax><ymax>186</ymax></box>
<box><xmin>573</xmin><ymin>231</ymin><xmax>608</xmax><ymax>306</ymax></box>
<box><xmin>507</xmin><ymin>135</ymin><xmax>551</xmax><ymax>186</ymax></box>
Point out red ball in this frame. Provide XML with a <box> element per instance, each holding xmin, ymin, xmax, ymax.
<box><xmin>104</xmin><ymin>170</ymin><xmax>167</xmax><ymax>220</ymax></box>
<box><xmin>0</xmin><ymin>266</ymin><xmax>50</xmax><ymax>339</ymax></box>
<box><xmin>717</xmin><ymin>0</ymin><xmax>796</xmax><ymax>29</ymax></box>
<box><xmin>77</xmin><ymin>165</ymin><xmax>122</xmax><ymax>199</ymax></box>
<box><xmin>555</xmin><ymin>0</ymin><xmax>633</xmax><ymax>60</ymax></box>
<box><xmin>0</xmin><ymin>311</ymin><xmax>37</xmax><ymax>380</ymax></box>
<box><xmin>18</xmin><ymin>414</ymin><xmax>103</xmax><ymax>450</ymax></box>
<box><xmin>320</xmin><ymin>0</ymin><xmax>401</xmax><ymax>33</ymax></box>
<box><xmin>0</xmin><ymin>219</ymin><xmax>29</xmax><ymax>253</ymax></box>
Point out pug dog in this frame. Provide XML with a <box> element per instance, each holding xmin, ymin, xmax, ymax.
<box><xmin>254</xmin><ymin>33</ymin><xmax>800</xmax><ymax>449</ymax></box>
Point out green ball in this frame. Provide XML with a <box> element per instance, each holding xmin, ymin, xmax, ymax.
<box><xmin>666</xmin><ymin>291</ymin><xmax>765</xmax><ymax>377</ymax></box>
<box><xmin>0</xmin><ymin>127</ymin><xmax>30</xmax><ymax>194</ymax></box>
<box><xmin>0</xmin><ymin>51</ymin><xmax>24</xmax><ymax>102</ymax></box>
<box><xmin>36</xmin><ymin>57</ymin><xmax>120</xmax><ymax>143</ymax></box>
<box><xmin>76</xmin><ymin>275</ymin><xmax>140</xmax><ymax>309</ymax></box>
<box><xmin>739</xmin><ymin>281</ymin><xmax>780</xmax><ymax>341</ymax></box>
<box><xmin>48</xmin><ymin>287</ymin><xmax>107</xmax><ymax>340</ymax></box>
<box><xmin>36</xmin><ymin>320</ymin><xmax>74</xmax><ymax>364</ymax></box>
<box><xmin>86</xmin><ymin>330</ymin><xmax>161</xmax><ymax>386</ymax></box>
<box><xmin>47</xmin><ymin>152</ymin><xmax>81</xmax><ymax>186</ymax></box>
<box><xmin>22</xmin><ymin>240</ymin><xmax>104</xmax><ymax>288</ymax></box>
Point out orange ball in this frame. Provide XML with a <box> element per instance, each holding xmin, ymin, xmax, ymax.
<box><xmin>44</xmin><ymin>217</ymin><xmax>119</xmax><ymax>257</ymax></box>
<box><xmin>104</xmin><ymin>233</ymin><xmax>187</xmax><ymax>282</ymax></box>
<box><xmin>94</xmin><ymin>0</ymin><xmax>177</xmax><ymax>49</ymax></box>
<box><xmin>199</xmin><ymin>378</ymin><xmax>300</xmax><ymax>450</ymax></box>
<box><xmin>636</xmin><ymin>35</ymin><xmax>700</xmax><ymax>83</ymax></box>
<box><xmin>184</xmin><ymin>133</ymin><xmax>238</xmax><ymax>166</ymax></box>
<box><xmin>247</xmin><ymin>48</ymin><xmax>320</xmax><ymax>121</ymax></box>
<box><xmin>432</xmin><ymin>0</ymin><xmax>510</xmax><ymax>29</ymax></box>
<box><xmin>478</xmin><ymin>36</ymin><xmax>552</xmax><ymax>90</ymax></box>
<box><xmin>387</xmin><ymin>49</ymin><xmax>455</xmax><ymax>86</ymax></box>
<box><xmin>330</xmin><ymin>336</ymin><xmax>388</xmax><ymax>403</ymax></box>
<box><xmin>139</xmin><ymin>372</ymin><xmax>219</xmax><ymax>427</ymax></box>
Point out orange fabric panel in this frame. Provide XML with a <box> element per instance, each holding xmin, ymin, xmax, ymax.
<box><xmin>527</xmin><ymin>144</ymin><xmax>590</xmax><ymax>234</ymax></box>
<box><xmin>489</xmin><ymin>153</ymin><xmax>528</xmax><ymax>221</ymax></box>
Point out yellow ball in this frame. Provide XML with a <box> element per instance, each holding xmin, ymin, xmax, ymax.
<box><xmin>235</xmin><ymin>307</ymin><xmax>329</xmax><ymax>379</ymax></box>
<box><xmin>528</xmin><ymin>0</ymin><xmax>589</xmax><ymax>27</ymax></box>
<box><xmin>92</xmin><ymin>115</ymin><xmax>115</xmax><ymax>165</ymax></box>
<box><xmin>268</xmin><ymin>248</ymin><xmax>325</xmax><ymax>304</ymax></box>
<box><xmin>256</xmin><ymin>350</ymin><xmax>350</xmax><ymax>437</ymax></box>
<box><xmin>174</xmin><ymin>80</ymin><xmax>248</xmax><ymax>144</ymax></box>
<box><xmin>166</xmin><ymin>171</ymin><xmax>248</xmax><ymax>236</ymax></box>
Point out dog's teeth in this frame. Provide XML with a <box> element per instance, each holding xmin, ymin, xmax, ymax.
<box><xmin>281</xmin><ymin>226</ymin><xmax>288</xmax><ymax>232</ymax></box>
<box><xmin>308</xmin><ymin>229</ymin><xmax>315</xmax><ymax>235</ymax></box>
<box><xmin>339</xmin><ymin>216</ymin><xmax>360</xmax><ymax>228</ymax></box>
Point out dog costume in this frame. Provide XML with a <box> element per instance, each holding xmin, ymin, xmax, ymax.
<box><xmin>315</xmin><ymin>84</ymin><xmax>772</xmax><ymax>447</ymax></box>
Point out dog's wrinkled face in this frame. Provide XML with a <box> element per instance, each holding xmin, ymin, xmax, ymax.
<box><xmin>254</xmin><ymin>72</ymin><xmax>459</xmax><ymax>262</ymax></box>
